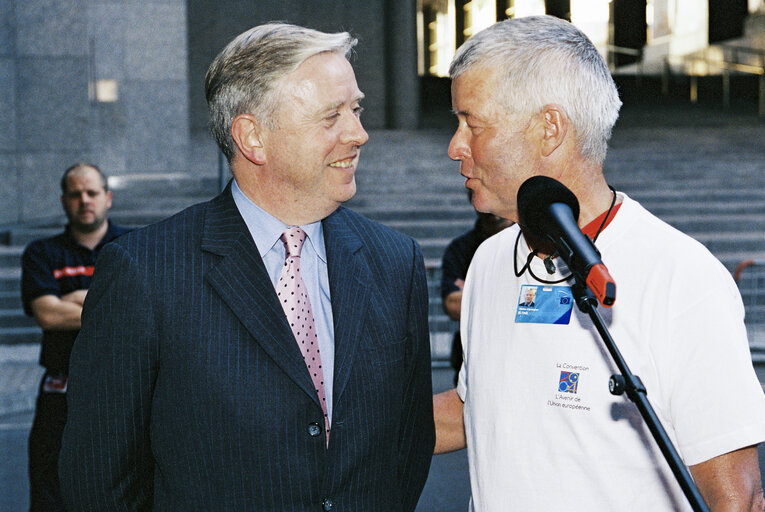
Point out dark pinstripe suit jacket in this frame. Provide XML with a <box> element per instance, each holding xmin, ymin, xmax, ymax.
<box><xmin>59</xmin><ymin>186</ymin><xmax>435</xmax><ymax>511</ymax></box>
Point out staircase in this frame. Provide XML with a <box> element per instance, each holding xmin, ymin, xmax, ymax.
<box><xmin>0</xmin><ymin>176</ymin><xmax>220</xmax><ymax>346</ymax></box>
<box><xmin>1</xmin><ymin>99</ymin><xmax>764</xmax><ymax>365</ymax></box>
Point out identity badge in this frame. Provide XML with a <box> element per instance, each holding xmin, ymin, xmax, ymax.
<box><xmin>42</xmin><ymin>374</ymin><xmax>68</xmax><ymax>394</ymax></box>
<box><xmin>515</xmin><ymin>285</ymin><xmax>574</xmax><ymax>324</ymax></box>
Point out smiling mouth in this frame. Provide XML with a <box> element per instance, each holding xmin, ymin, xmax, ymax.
<box><xmin>329</xmin><ymin>156</ymin><xmax>358</xmax><ymax>168</ymax></box>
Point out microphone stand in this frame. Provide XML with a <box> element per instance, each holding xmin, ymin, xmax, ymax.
<box><xmin>570</xmin><ymin>282</ymin><xmax>710</xmax><ymax>512</ymax></box>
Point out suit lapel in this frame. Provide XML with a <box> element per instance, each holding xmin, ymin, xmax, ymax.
<box><xmin>201</xmin><ymin>186</ymin><xmax>318</xmax><ymax>403</ymax></box>
<box><xmin>323</xmin><ymin>209</ymin><xmax>372</xmax><ymax>406</ymax></box>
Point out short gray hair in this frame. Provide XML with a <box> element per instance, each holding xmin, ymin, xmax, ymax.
<box><xmin>205</xmin><ymin>23</ymin><xmax>357</xmax><ymax>161</ymax></box>
<box><xmin>450</xmin><ymin>15</ymin><xmax>621</xmax><ymax>163</ymax></box>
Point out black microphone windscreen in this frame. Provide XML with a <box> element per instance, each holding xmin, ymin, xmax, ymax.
<box><xmin>517</xmin><ymin>176</ymin><xmax>580</xmax><ymax>235</ymax></box>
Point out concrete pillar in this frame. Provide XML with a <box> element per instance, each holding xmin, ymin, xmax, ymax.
<box><xmin>386</xmin><ymin>0</ymin><xmax>420</xmax><ymax>128</ymax></box>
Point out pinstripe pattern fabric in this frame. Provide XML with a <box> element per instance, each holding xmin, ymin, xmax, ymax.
<box><xmin>58</xmin><ymin>184</ymin><xmax>435</xmax><ymax>511</ymax></box>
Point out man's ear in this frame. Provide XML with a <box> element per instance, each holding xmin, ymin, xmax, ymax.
<box><xmin>230</xmin><ymin>113</ymin><xmax>267</xmax><ymax>165</ymax></box>
<box><xmin>539</xmin><ymin>105</ymin><xmax>568</xmax><ymax>157</ymax></box>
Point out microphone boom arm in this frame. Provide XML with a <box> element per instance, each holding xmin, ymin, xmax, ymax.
<box><xmin>571</xmin><ymin>283</ymin><xmax>710</xmax><ymax>512</ymax></box>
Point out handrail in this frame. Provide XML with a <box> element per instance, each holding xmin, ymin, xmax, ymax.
<box><xmin>720</xmin><ymin>42</ymin><xmax>765</xmax><ymax>59</ymax></box>
<box><xmin>606</xmin><ymin>45</ymin><xmax>642</xmax><ymax>58</ymax></box>
<box><xmin>664</xmin><ymin>43</ymin><xmax>765</xmax><ymax>117</ymax></box>
<box><xmin>683</xmin><ymin>55</ymin><xmax>764</xmax><ymax>75</ymax></box>
<box><xmin>735</xmin><ymin>260</ymin><xmax>757</xmax><ymax>282</ymax></box>
<box><xmin>735</xmin><ymin>259</ymin><xmax>765</xmax><ymax>282</ymax></box>
<box><xmin>606</xmin><ymin>45</ymin><xmax>644</xmax><ymax>80</ymax></box>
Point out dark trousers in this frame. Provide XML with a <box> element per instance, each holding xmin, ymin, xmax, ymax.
<box><xmin>28</xmin><ymin>378</ymin><xmax>68</xmax><ymax>512</ymax></box>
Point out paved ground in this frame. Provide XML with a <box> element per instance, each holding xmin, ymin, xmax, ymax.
<box><xmin>0</xmin><ymin>345</ymin><xmax>42</xmax><ymax>418</ymax></box>
<box><xmin>0</xmin><ymin>346</ymin><xmax>469</xmax><ymax>512</ymax></box>
<box><xmin>3</xmin><ymin>347</ymin><xmax>765</xmax><ymax>511</ymax></box>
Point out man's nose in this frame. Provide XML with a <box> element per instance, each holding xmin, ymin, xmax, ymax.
<box><xmin>448</xmin><ymin>128</ymin><xmax>468</xmax><ymax>161</ymax></box>
<box><xmin>341</xmin><ymin>113</ymin><xmax>369</xmax><ymax>147</ymax></box>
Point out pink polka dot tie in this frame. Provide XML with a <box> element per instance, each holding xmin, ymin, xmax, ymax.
<box><xmin>277</xmin><ymin>227</ymin><xmax>329</xmax><ymax>443</ymax></box>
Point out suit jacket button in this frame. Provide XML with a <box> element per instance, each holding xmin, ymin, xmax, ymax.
<box><xmin>322</xmin><ymin>497</ymin><xmax>334</xmax><ymax>510</ymax></box>
<box><xmin>308</xmin><ymin>422</ymin><xmax>322</xmax><ymax>437</ymax></box>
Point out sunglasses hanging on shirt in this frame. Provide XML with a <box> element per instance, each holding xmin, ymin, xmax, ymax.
<box><xmin>513</xmin><ymin>186</ymin><xmax>617</xmax><ymax>284</ymax></box>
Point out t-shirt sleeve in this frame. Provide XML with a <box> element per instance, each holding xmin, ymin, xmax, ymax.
<box><xmin>21</xmin><ymin>242</ymin><xmax>60</xmax><ymax>315</ymax></box>
<box><xmin>661</xmin><ymin>263</ymin><xmax>765</xmax><ymax>466</ymax></box>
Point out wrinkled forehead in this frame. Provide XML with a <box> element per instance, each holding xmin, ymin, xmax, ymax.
<box><xmin>278</xmin><ymin>52</ymin><xmax>364</xmax><ymax>114</ymax></box>
<box><xmin>451</xmin><ymin>64</ymin><xmax>502</xmax><ymax>106</ymax></box>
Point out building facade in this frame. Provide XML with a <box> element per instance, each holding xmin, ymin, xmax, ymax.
<box><xmin>0</xmin><ymin>0</ymin><xmax>758</xmax><ymax>225</ymax></box>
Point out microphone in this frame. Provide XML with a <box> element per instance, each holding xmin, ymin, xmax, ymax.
<box><xmin>517</xmin><ymin>176</ymin><xmax>616</xmax><ymax>307</ymax></box>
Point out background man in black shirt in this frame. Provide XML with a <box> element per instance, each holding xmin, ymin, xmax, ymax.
<box><xmin>21</xmin><ymin>162</ymin><xmax>127</xmax><ymax>511</ymax></box>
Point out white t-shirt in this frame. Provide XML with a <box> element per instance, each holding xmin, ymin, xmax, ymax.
<box><xmin>458</xmin><ymin>193</ymin><xmax>765</xmax><ymax>511</ymax></box>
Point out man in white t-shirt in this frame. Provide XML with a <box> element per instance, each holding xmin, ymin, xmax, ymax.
<box><xmin>433</xmin><ymin>15</ymin><xmax>765</xmax><ymax>511</ymax></box>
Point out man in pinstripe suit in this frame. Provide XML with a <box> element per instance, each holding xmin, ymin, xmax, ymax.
<box><xmin>59</xmin><ymin>23</ymin><xmax>435</xmax><ymax>511</ymax></box>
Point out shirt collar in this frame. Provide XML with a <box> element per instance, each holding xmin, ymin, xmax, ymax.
<box><xmin>64</xmin><ymin>220</ymin><xmax>121</xmax><ymax>252</ymax></box>
<box><xmin>231</xmin><ymin>178</ymin><xmax>326</xmax><ymax>262</ymax></box>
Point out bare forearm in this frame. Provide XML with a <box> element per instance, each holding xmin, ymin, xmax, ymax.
<box><xmin>443</xmin><ymin>291</ymin><xmax>462</xmax><ymax>321</ymax></box>
<box><xmin>31</xmin><ymin>295</ymin><xmax>83</xmax><ymax>330</ymax></box>
<box><xmin>433</xmin><ymin>388</ymin><xmax>466</xmax><ymax>454</ymax></box>
<box><xmin>690</xmin><ymin>446</ymin><xmax>765</xmax><ymax>511</ymax></box>
<box><xmin>61</xmin><ymin>289</ymin><xmax>88</xmax><ymax>306</ymax></box>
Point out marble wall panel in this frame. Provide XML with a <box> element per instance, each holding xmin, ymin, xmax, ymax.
<box><xmin>16</xmin><ymin>57</ymin><xmax>90</xmax><ymax>153</ymax></box>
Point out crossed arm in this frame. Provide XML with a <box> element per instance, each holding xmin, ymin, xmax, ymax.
<box><xmin>30</xmin><ymin>289</ymin><xmax>87</xmax><ymax>330</ymax></box>
<box><xmin>432</xmin><ymin>388</ymin><xmax>765</xmax><ymax>510</ymax></box>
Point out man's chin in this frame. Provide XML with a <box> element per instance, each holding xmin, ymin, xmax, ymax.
<box><xmin>71</xmin><ymin>218</ymin><xmax>106</xmax><ymax>233</ymax></box>
<box><xmin>333</xmin><ymin>182</ymin><xmax>356</xmax><ymax>204</ymax></box>
<box><xmin>470</xmin><ymin>195</ymin><xmax>491</xmax><ymax>214</ymax></box>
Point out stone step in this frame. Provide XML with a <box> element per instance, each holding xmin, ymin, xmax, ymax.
<box><xmin>109</xmin><ymin>174</ymin><xmax>216</xmax><ymax>199</ymax></box>
<box><xmin>720</xmin><ymin>252</ymin><xmax>765</xmax><ymax>274</ymax></box>
<box><xmin>0</xmin><ymin>269</ymin><xmax>20</xmax><ymax>293</ymax></box>
<box><xmin>0</xmin><ymin>291</ymin><xmax>21</xmax><ymax>309</ymax></box>
<box><xmin>415</xmin><ymin>232</ymin><xmax>765</xmax><ymax>263</ymax></box>
<box><xmin>0</xmin><ymin>310</ymin><xmax>36</xmax><ymax>329</ymax></box>
<box><xmin>737</xmin><ymin>263</ymin><xmax>765</xmax><ymax>311</ymax></box>
<box><xmin>0</xmin><ymin>326</ymin><xmax>41</xmax><ymax>345</ymax></box>
<box><xmin>369</xmin><ymin>199</ymin><xmax>765</xmax><ymax>219</ymax></box>
<box><xmin>690</xmin><ymin>231</ymin><xmax>765</xmax><ymax>254</ymax></box>
<box><xmin>627</xmin><ymin>189</ymin><xmax>765</xmax><ymax>203</ymax></box>
<box><xmin>0</xmin><ymin>246</ymin><xmax>23</xmax><ymax>267</ymax></box>
<box><xmin>110</xmin><ymin>200</ymin><xmax>200</xmax><ymax>218</ymax></box>
<box><xmin>745</xmin><ymin>309</ymin><xmax>765</xmax><ymax>324</ymax></box>
<box><xmin>1</xmin><ymin>224</ymin><xmax>759</xmax><ymax>272</ymax></box>
<box><xmin>378</xmin><ymin>212</ymin><xmax>764</xmax><ymax>240</ymax></box>
<box><xmin>741</xmin><ymin>291</ymin><xmax>765</xmax><ymax>304</ymax></box>
<box><xmin>419</xmin><ymin>238</ymin><xmax>465</xmax><ymax>261</ymax></box>
<box><xmin>1</xmin><ymin>226</ymin><xmax>61</xmax><ymax>247</ymax></box>
<box><xmin>3</xmin><ymin>209</ymin><xmax>762</xmax><ymax>250</ymax></box>
<box><xmin>737</xmin><ymin>264</ymin><xmax>765</xmax><ymax>281</ymax></box>
<box><xmin>348</xmin><ymin>194</ymin><xmax>468</xmax><ymax>209</ymax></box>
<box><xmin>349</xmin><ymin>194</ymin><xmax>765</xmax><ymax>218</ymax></box>
<box><xmin>355</xmin><ymin>180</ymin><xmax>764</xmax><ymax>196</ymax></box>
<box><xmin>382</xmin><ymin>219</ymin><xmax>474</xmax><ymax>241</ymax></box>
<box><xmin>350</xmin><ymin>205</ymin><xmax>476</xmax><ymax>222</ymax></box>
<box><xmin>657</xmin><ymin>213</ymin><xmax>765</xmax><ymax>232</ymax></box>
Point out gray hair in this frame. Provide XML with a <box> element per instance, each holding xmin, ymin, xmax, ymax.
<box><xmin>205</xmin><ymin>23</ymin><xmax>357</xmax><ymax>161</ymax></box>
<box><xmin>449</xmin><ymin>15</ymin><xmax>621</xmax><ymax>163</ymax></box>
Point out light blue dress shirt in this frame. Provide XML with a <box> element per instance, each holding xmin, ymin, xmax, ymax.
<box><xmin>231</xmin><ymin>179</ymin><xmax>335</xmax><ymax>422</ymax></box>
